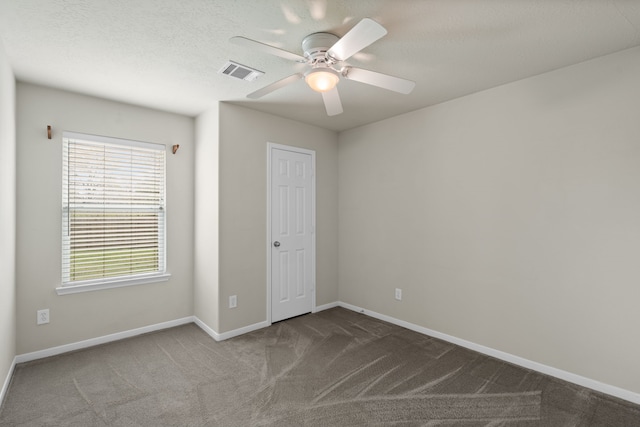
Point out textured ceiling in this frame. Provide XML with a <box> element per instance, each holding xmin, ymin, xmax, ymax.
<box><xmin>1</xmin><ymin>0</ymin><xmax>640</xmax><ymax>132</ymax></box>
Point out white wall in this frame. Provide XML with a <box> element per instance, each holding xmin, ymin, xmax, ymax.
<box><xmin>15</xmin><ymin>83</ymin><xmax>195</xmax><ymax>354</ymax></box>
<box><xmin>218</xmin><ymin>103</ymin><xmax>339</xmax><ymax>332</ymax></box>
<box><xmin>194</xmin><ymin>106</ymin><xmax>220</xmax><ymax>332</ymax></box>
<box><xmin>338</xmin><ymin>46</ymin><xmax>640</xmax><ymax>395</ymax></box>
<box><xmin>0</xmin><ymin>39</ymin><xmax>16</xmax><ymax>397</ymax></box>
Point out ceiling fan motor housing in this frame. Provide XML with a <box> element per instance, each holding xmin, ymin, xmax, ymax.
<box><xmin>302</xmin><ymin>32</ymin><xmax>339</xmax><ymax>64</ymax></box>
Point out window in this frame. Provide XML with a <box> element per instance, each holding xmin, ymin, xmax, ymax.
<box><xmin>58</xmin><ymin>131</ymin><xmax>168</xmax><ymax>295</ymax></box>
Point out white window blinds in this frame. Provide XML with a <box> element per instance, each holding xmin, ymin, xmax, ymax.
<box><xmin>62</xmin><ymin>132</ymin><xmax>166</xmax><ymax>287</ymax></box>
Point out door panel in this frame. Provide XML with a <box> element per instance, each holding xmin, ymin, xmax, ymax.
<box><xmin>271</xmin><ymin>147</ymin><xmax>314</xmax><ymax>322</ymax></box>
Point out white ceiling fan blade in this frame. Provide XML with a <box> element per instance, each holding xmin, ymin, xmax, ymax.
<box><xmin>321</xmin><ymin>87</ymin><xmax>343</xmax><ymax>116</ymax></box>
<box><xmin>247</xmin><ymin>74</ymin><xmax>304</xmax><ymax>99</ymax></box>
<box><xmin>327</xmin><ymin>18</ymin><xmax>387</xmax><ymax>62</ymax></box>
<box><xmin>343</xmin><ymin>67</ymin><xmax>415</xmax><ymax>94</ymax></box>
<box><xmin>230</xmin><ymin>36</ymin><xmax>306</xmax><ymax>62</ymax></box>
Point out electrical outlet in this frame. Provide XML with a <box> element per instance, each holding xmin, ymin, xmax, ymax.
<box><xmin>37</xmin><ymin>309</ymin><xmax>50</xmax><ymax>325</ymax></box>
<box><xmin>395</xmin><ymin>288</ymin><xmax>402</xmax><ymax>301</ymax></box>
<box><xmin>229</xmin><ymin>295</ymin><xmax>237</xmax><ymax>309</ymax></box>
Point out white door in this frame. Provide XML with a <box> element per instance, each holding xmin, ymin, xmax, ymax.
<box><xmin>270</xmin><ymin>145</ymin><xmax>315</xmax><ymax>323</ymax></box>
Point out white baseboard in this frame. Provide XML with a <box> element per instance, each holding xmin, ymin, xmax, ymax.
<box><xmin>193</xmin><ymin>302</ymin><xmax>341</xmax><ymax>342</ymax></box>
<box><xmin>15</xmin><ymin>316</ymin><xmax>195</xmax><ymax>364</ymax></box>
<box><xmin>338</xmin><ymin>302</ymin><xmax>640</xmax><ymax>405</ymax></box>
<box><xmin>193</xmin><ymin>317</ymin><xmax>219</xmax><ymax>341</ymax></box>
<box><xmin>313</xmin><ymin>301</ymin><xmax>340</xmax><ymax>312</ymax></box>
<box><xmin>12</xmin><ymin>315</ymin><xmax>266</xmax><ymax>369</ymax></box>
<box><xmin>7</xmin><ymin>304</ymin><xmax>639</xmax><ymax>406</ymax></box>
<box><xmin>193</xmin><ymin>317</ymin><xmax>270</xmax><ymax>342</ymax></box>
<box><xmin>1</xmin><ymin>357</ymin><xmax>16</xmax><ymax>408</ymax></box>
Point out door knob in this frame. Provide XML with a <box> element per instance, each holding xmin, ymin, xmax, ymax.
<box><xmin>273</xmin><ymin>241</ymin><xmax>281</xmax><ymax>247</ymax></box>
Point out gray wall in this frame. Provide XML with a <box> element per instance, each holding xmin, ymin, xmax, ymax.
<box><xmin>338</xmin><ymin>46</ymin><xmax>640</xmax><ymax>394</ymax></box>
<box><xmin>15</xmin><ymin>83</ymin><xmax>195</xmax><ymax>354</ymax></box>
<box><xmin>0</xmin><ymin>39</ymin><xmax>16</xmax><ymax>395</ymax></box>
<box><xmin>194</xmin><ymin>106</ymin><xmax>220</xmax><ymax>332</ymax></box>
<box><xmin>218</xmin><ymin>103</ymin><xmax>339</xmax><ymax>332</ymax></box>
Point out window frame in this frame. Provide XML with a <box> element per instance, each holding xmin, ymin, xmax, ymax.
<box><xmin>56</xmin><ymin>131</ymin><xmax>170</xmax><ymax>295</ymax></box>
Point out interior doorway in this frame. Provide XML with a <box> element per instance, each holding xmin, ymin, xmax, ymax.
<box><xmin>267</xmin><ymin>143</ymin><xmax>316</xmax><ymax>323</ymax></box>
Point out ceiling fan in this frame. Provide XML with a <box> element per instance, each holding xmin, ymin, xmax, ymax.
<box><xmin>230</xmin><ymin>18</ymin><xmax>415</xmax><ymax>116</ymax></box>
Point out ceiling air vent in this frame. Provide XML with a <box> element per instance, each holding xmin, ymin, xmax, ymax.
<box><xmin>218</xmin><ymin>61</ymin><xmax>264</xmax><ymax>81</ymax></box>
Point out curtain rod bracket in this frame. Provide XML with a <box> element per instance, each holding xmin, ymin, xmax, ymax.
<box><xmin>47</xmin><ymin>125</ymin><xmax>52</xmax><ymax>140</ymax></box>
<box><xmin>172</xmin><ymin>144</ymin><xmax>179</xmax><ymax>154</ymax></box>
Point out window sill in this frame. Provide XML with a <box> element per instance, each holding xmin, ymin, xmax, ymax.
<box><xmin>55</xmin><ymin>273</ymin><xmax>171</xmax><ymax>295</ymax></box>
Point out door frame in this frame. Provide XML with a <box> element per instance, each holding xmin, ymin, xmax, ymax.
<box><xmin>266</xmin><ymin>142</ymin><xmax>316</xmax><ymax>324</ymax></box>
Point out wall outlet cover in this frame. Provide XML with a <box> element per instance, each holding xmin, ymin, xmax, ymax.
<box><xmin>37</xmin><ymin>309</ymin><xmax>50</xmax><ymax>325</ymax></box>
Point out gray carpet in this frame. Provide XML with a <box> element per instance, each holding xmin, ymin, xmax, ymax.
<box><xmin>1</xmin><ymin>307</ymin><xmax>639</xmax><ymax>426</ymax></box>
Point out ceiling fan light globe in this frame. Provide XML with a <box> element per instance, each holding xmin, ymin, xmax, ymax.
<box><xmin>305</xmin><ymin>69</ymin><xmax>339</xmax><ymax>93</ymax></box>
